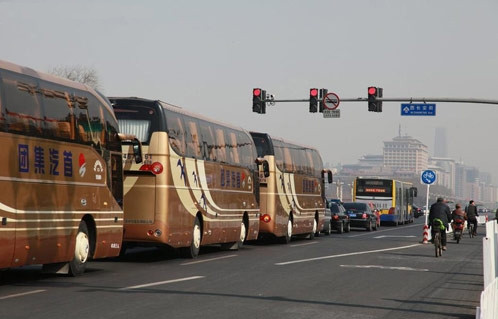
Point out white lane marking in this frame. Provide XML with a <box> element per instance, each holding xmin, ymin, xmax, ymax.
<box><xmin>275</xmin><ymin>244</ymin><xmax>420</xmax><ymax>266</ymax></box>
<box><xmin>374</xmin><ymin>235</ymin><xmax>416</xmax><ymax>239</ymax></box>
<box><xmin>180</xmin><ymin>254</ymin><xmax>237</xmax><ymax>265</ymax></box>
<box><xmin>119</xmin><ymin>276</ymin><xmax>205</xmax><ymax>290</ymax></box>
<box><xmin>340</xmin><ymin>265</ymin><xmax>429</xmax><ymax>272</ymax></box>
<box><xmin>0</xmin><ymin>289</ymin><xmax>46</xmax><ymax>300</ymax></box>
<box><xmin>290</xmin><ymin>242</ymin><xmax>318</xmax><ymax>247</ymax></box>
<box><xmin>347</xmin><ymin>223</ymin><xmax>420</xmax><ymax>238</ymax></box>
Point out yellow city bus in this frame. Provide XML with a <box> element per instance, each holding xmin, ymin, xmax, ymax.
<box><xmin>250</xmin><ymin>132</ymin><xmax>332</xmax><ymax>243</ymax></box>
<box><xmin>0</xmin><ymin>60</ymin><xmax>132</xmax><ymax>276</ymax></box>
<box><xmin>353</xmin><ymin>177</ymin><xmax>417</xmax><ymax>225</ymax></box>
<box><xmin>110</xmin><ymin>97</ymin><xmax>261</xmax><ymax>258</ymax></box>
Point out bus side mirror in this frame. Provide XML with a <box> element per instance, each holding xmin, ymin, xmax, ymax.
<box><xmin>255</xmin><ymin>158</ymin><xmax>270</xmax><ymax>177</ymax></box>
<box><xmin>132</xmin><ymin>138</ymin><xmax>143</xmax><ymax>164</ymax></box>
<box><xmin>118</xmin><ymin>133</ymin><xmax>143</xmax><ymax>164</ymax></box>
<box><xmin>322</xmin><ymin>169</ymin><xmax>333</xmax><ymax>184</ymax></box>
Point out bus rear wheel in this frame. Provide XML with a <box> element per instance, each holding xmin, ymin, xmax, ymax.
<box><xmin>69</xmin><ymin>221</ymin><xmax>90</xmax><ymax>277</ymax></box>
<box><xmin>182</xmin><ymin>217</ymin><xmax>201</xmax><ymax>258</ymax></box>
<box><xmin>237</xmin><ymin>220</ymin><xmax>247</xmax><ymax>248</ymax></box>
<box><xmin>280</xmin><ymin>218</ymin><xmax>293</xmax><ymax>244</ymax></box>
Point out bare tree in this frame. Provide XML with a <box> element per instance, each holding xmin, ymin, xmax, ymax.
<box><xmin>49</xmin><ymin>65</ymin><xmax>102</xmax><ymax>91</ymax></box>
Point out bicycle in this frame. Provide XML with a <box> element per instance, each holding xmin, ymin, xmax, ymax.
<box><xmin>468</xmin><ymin>221</ymin><xmax>475</xmax><ymax>238</ymax></box>
<box><xmin>432</xmin><ymin>219</ymin><xmax>444</xmax><ymax>258</ymax></box>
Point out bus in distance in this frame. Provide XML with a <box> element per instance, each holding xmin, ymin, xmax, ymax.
<box><xmin>250</xmin><ymin>132</ymin><xmax>332</xmax><ymax>243</ymax></box>
<box><xmin>110</xmin><ymin>97</ymin><xmax>261</xmax><ymax>258</ymax></box>
<box><xmin>353</xmin><ymin>177</ymin><xmax>417</xmax><ymax>225</ymax></box>
<box><xmin>0</xmin><ymin>60</ymin><xmax>131</xmax><ymax>276</ymax></box>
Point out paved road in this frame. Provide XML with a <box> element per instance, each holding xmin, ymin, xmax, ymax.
<box><xmin>0</xmin><ymin>218</ymin><xmax>483</xmax><ymax>319</ymax></box>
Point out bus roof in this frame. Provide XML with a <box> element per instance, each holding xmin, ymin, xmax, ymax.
<box><xmin>110</xmin><ymin>96</ymin><xmax>251</xmax><ymax>135</ymax></box>
<box><xmin>0</xmin><ymin>59</ymin><xmax>114</xmax><ymax>116</ymax></box>
<box><xmin>250</xmin><ymin>131</ymin><xmax>318</xmax><ymax>151</ymax></box>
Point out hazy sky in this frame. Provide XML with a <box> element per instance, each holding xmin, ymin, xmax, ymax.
<box><xmin>2</xmin><ymin>0</ymin><xmax>498</xmax><ymax>180</ymax></box>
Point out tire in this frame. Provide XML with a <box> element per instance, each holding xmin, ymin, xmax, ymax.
<box><xmin>366</xmin><ymin>220</ymin><xmax>372</xmax><ymax>232</ymax></box>
<box><xmin>309</xmin><ymin>218</ymin><xmax>317</xmax><ymax>240</ymax></box>
<box><xmin>182</xmin><ymin>217</ymin><xmax>201</xmax><ymax>258</ymax></box>
<box><xmin>325</xmin><ymin>222</ymin><xmax>331</xmax><ymax>235</ymax></box>
<box><xmin>345</xmin><ymin>222</ymin><xmax>351</xmax><ymax>233</ymax></box>
<box><xmin>69</xmin><ymin>221</ymin><xmax>90</xmax><ymax>277</ymax></box>
<box><xmin>237</xmin><ymin>220</ymin><xmax>247</xmax><ymax>249</ymax></box>
<box><xmin>456</xmin><ymin>237</ymin><xmax>460</xmax><ymax>244</ymax></box>
<box><xmin>281</xmin><ymin>218</ymin><xmax>292</xmax><ymax>244</ymax></box>
<box><xmin>337</xmin><ymin>222</ymin><xmax>344</xmax><ymax>234</ymax></box>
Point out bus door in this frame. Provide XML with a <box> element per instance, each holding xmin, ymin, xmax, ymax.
<box><xmin>109</xmin><ymin>152</ymin><xmax>124</xmax><ymax>207</ymax></box>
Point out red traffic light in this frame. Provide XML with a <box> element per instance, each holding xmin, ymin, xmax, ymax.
<box><xmin>310</xmin><ymin>88</ymin><xmax>318</xmax><ymax>97</ymax></box>
<box><xmin>368</xmin><ymin>87</ymin><xmax>377</xmax><ymax>95</ymax></box>
<box><xmin>253</xmin><ymin>88</ymin><xmax>261</xmax><ymax>96</ymax></box>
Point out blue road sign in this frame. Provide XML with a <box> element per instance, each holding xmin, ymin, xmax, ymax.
<box><xmin>401</xmin><ymin>103</ymin><xmax>436</xmax><ymax>116</ymax></box>
<box><xmin>421</xmin><ymin>170</ymin><xmax>437</xmax><ymax>185</ymax></box>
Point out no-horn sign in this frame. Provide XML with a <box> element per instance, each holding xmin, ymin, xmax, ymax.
<box><xmin>323</xmin><ymin>92</ymin><xmax>340</xmax><ymax>110</ymax></box>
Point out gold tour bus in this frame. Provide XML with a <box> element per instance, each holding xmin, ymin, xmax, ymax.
<box><xmin>250</xmin><ymin>132</ymin><xmax>332</xmax><ymax>243</ymax></box>
<box><xmin>110</xmin><ymin>97</ymin><xmax>263</xmax><ymax>258</ymax></box>
<box><xmin>0</xmin><ymin>60</ymin><xmax>138</xmax><ymax>276</ymax></box>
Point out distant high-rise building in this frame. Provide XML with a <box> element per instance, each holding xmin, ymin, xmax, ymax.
<box><xmin>383</xmin><ymin>135</ymin><xmax>429</xmax><ymax>176</ymax></box>
<box><xmin>434</xmin><ymin>127</ymin><xmax>447</xmax><ymax>158</ymax></box>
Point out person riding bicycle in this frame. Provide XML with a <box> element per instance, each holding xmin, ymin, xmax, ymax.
<box><xmin>429</xmin><ymin>197</ymin><xmax>452</xmax><ymax>250</ymax></box>
<box><xmin>451</xmin><ymin>204</ymin><xmax>466</xmax><ymax>239</ymax></box>
<box><xmin>465</xmin><ymin>200</ymin><xmax>479</xmax><ymax>236</ymax></box>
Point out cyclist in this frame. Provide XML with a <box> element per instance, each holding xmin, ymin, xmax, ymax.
<box><xmin>465</xmin><ymin>200</ymin><xmax>479</xmax><ymax>236</ymax></box>
<box><xmin>429</xmin><ymin>197</ymin><xmax>452</xmax><ymax>251</ymax></box>
<box><xmin>451</xmin><ymin>204</ymin><xmax>466</xmax><ymax>240</ymax></box>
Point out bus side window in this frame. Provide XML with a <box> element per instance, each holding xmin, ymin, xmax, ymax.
<box><xmin>1</xmin><ymin>72</ymin><xmax>43</xmax><ymax>135</ymax></box>
<box><xmin>165</xmin><ymin>110</ymin><xmax>186</xmax><ymax>156</ymax></box>
<box><xmin>214</xmin><ymin>125</ymin><xmax>227</xmax><ymax>163</ymax></box>
<box><xmin>282</xmin><ymin>143</ymin><xmax>294</xmax><ymax>172</ymax></box>
<box><xmin>305</xmin><ymin>149</ymin><xmax>314</xmax><ymax>176</ymax></box>
<box><xmin>39</xmin><ymin>82</ymin><xmax>74</xmax><ymax>141</ymax></box>
<box><xmin>238</xmin><ymin>131</ymin><xmax>256</xmax><ymax>169</ymax></box>
<box><xmin>0</xmin><ymin>73</ymin><xmax>4</xmax><ymax>131</ymax></box>
<box><xmin>310</xmin><ymin>149</ymin><xmax>323</xmax><ymax>178</ymax></box>
<box><xmin>273</xmin><ymin>140</ymin><xmax>285</xmax><ymax>172</ymax></box>
<box><xmin>185</xmin><ymin>116</ymin><xmax>202</xmax><ymax>159</ymax></box>
<box><xmin>227</xmin><ymin>130</ymin><xmax>240</xmax><ymax>165</ymax></box>
<box><xmin>199</xmin><ymin>120</ymin><xmax>216</xmax><ymax>161</ymax></box>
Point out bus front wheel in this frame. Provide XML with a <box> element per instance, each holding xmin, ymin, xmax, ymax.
<box><xmin>69</xmin><ymin>221</ymin><xmax>90</xmax><ymax>277</ymax></box>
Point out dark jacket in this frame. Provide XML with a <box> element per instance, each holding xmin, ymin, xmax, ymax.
<box><xmin>429</xmin><ymin>201</ymin><xmax>452</xmax><ymax>228</ymax></box>
<box><xmin>465</xmin><ymin>204</ymin><xmax>478</xmax><ymax>220</ymax></box>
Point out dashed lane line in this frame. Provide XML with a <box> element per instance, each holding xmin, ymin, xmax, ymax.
<box><xmin>0</xmin><ymin>289</ymin><xmax>46</xmax><ymax>300</ymax></box>
<box><xmin>119</xmin><ymin>276</ymin><xmax>205</xmax><ymax>290</ymax></box>
<box><xmin>275</xmin><ymin>243</ymin><xmax>421</xmax><ymax>265</ymax></box>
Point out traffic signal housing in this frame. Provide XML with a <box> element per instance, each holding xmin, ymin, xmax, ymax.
<box><xmin>309</xmin><ymin>88</ymin><xmax>318</xmax><ymax>113</ymax></box>
<box><xmin>368</xmin><ymin>86</ymin><xmax>383</xmax><ymax>112</ymax></box>
<box><xmin>319</xmin><ymin>88</ymin><xmax>328</xmax><ymax>112</ymax></box>
<box><xmin>252</xmin><ymin>88</ymin><xmax>266</xmax><ymax>114</ymax></box>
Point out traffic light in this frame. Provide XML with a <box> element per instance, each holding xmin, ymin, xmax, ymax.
<box><xmin>319</xmin><ymin>88</ymin><xmax>328</xmax><ymax>112</ymax></box>
<box><xmin>368</xmin><ymin>86</ymin><xmax>383</xmax><ymax>112</ymax></box>
<box><xmin>252</xmin><ymin>88</ymin><xmax>266</xmax><ymax>114</ymax></box>
<box><xmin>309</xmin><ymin>88</ymin><xmax>318</xmax><ymax>113</ymax></box>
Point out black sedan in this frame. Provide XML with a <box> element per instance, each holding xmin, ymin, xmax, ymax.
<box><xmin>343</xmin><ymin>202</ymin><xmax>378</xmax><ymax>231</ymax></box>
<box><xmin>330</xmin><ymin>202</ymin><xmax>350</xmax><ymax>233</ymax></box>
